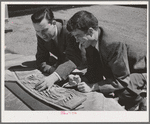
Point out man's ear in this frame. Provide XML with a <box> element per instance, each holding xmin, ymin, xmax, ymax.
<box><xmin>52</xmin><ymin>20</ymin><xmax>56</xmax><ymax>25</ymax></box>
<box><xmin>87</xmin><ymin>28</ymin><xmax>93</xmax><ymax>36</ymax></box>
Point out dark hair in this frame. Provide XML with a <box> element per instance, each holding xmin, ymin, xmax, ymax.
<box><xmin>31</xmin><ymin>7</ymin><xmax>54</xmax><ymax>23</ymax></box>
<box><xmin>67</xmin><ymin>10</ymin><xmax>98</xmax><ymax>32</ymax></box>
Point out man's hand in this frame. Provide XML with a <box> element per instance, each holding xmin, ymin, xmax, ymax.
<box><xmin>35</xmin><ymin>73</ymin><xmax>59</xmax><ymax>91</ymax></box>
<box><xmin>68</xmin><ymin>74</ymin><xmax>81</xmax><ymax>86</ymax></box>
<box><xmin>68</xmin><ymin>74</ymin><xmax>92</xmax><ymax>93</ymax></box>
<box><xmin>77</xmin><ymin>82</ymin><xmax>92</xmax><ymax>93</ymax></box>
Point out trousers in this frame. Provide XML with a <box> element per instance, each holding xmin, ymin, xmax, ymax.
<box><xmin>116</xmin><ymin>73</ymin><xmax>147</xmax><ymax>110</ymax></box>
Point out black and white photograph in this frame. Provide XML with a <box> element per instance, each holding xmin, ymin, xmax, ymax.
<box><xmin>1</xmin><ymin>1</ymin><xmax>149</xmax><ymax>123</ymax></box>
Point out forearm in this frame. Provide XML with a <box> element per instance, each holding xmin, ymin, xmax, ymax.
<box><xmin>65</xmin><ymin>36</ymin><xmax>82</xmax><ymax>67</ymax></box>
<box><xmin>36</xmin><ymin>35</ymin><xmax>53</xmax><ymax>74</ymax></box>
<box><xmin>36</xmin><ymin>54</ymin><xmax>58</xmax><ymax>74</ymax></box>
<box><xmin>92</xmin><ymin>79</ymin><xmax>124</xmax><ymax>94</ymax></box>
<box><xmin>38</xmin><ymin>62</ymin><xmax>56</xmax><ymax>74</ymax></box>
<box><xmin>55</xmin><ymin>60</ymin><xmax>77</xmax><ymax>80</ymax></box>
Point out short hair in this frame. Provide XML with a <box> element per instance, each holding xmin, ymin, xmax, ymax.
<box><xmin>67</xmin><ymin>10</ymin><xmax>98</xmax><ymax>33</ymax></box>
<box><xmin>31</xmin><ymin>7</ymin><xmax>54</xmax><ymax>23</ymax></box>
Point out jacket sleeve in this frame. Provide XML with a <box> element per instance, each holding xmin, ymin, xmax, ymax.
<box><xmin>65</xmin><ymin>34</ymin><xmax>82</xmax><ymax>66</ymax></box>
<box><xmin>84</xmin><ymin>46</ymin><xmax>103</xmax><ymax>84</ymax></box>
<box><xmin>99</xmin><ymin>41</ymin><xmax>130</xmax><ymax>94</ymax></box>
<box><xmin>55</xmin><ymin>60</ymin><xmax>77</xmax><ymax>80</ymax></box>
<box><xmin>55</xmin><ymin>33</ymin><xmax>82</xmax><ymax>80</ymax></box>
<box><xmin>36</xmin><ymin>35</ymin><xmax>54</xmax><ymax>74</ymax></box>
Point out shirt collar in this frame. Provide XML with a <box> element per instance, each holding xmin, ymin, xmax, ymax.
<box><xmin>95</xmin><ymin>40</ymin><xmax>99</xmax><ymax>51</ymax></box>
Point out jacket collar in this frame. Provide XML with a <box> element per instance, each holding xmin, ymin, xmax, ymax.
<box><xmin>98</xmin><ymin>27</ymin><xmax>103</xmax><ymax>50</ymax></box>
<box><xmin>99</xmin><ymin>27</ymin><xmax>103</xmax><ymax>42</ymax></box>
<box><xmin>55</xmin><ymin>19</ymin><xmax>67</xmax><ymax>36</ymax></box>
<box><xmin>95</xmin><ymin>27</ymin><xmax>103</xmax><ymax>51</ymax></box>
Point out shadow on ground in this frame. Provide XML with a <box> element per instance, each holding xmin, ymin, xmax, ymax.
<box><xmin>5</xmin><ymin>48</ymin><xmax>17</xmax><ymax>54</ymax></box>
<box><xmin>8</xmin><ymin>65</ymin><xmax>35</xmax><ymax>72</ymax></box>
<box><xmin>22</xmin><ymin>60</ymin><xmax>37</xmax><ymax>68</ymax></box>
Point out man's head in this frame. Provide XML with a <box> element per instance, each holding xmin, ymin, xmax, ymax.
<box><xmin>67</xmin><ymin>10</ymin><xmax>99</xmax><ymax>48</ymax></box>
<box><xmin>31</xmin><ymin>8</ymin><xmax>57</xmax><ymax>42</ymax></box>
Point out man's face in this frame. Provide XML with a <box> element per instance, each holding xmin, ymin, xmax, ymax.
<box><xmin>72</xmin><ymin>29</ymin><xmax>95</xmax><ymax>49</ymax></box>
<box><xmin>33</xmin><ymin>17</ymin><xmax>56</xmax><ymax>42</ymax></box>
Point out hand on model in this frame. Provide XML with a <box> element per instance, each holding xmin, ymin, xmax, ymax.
<box><xmin>35</xmin><ymin>73</ymin><xmax>59</xmax><ymax>91</ymax></box>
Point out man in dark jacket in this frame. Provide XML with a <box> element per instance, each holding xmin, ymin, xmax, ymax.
<box><xmin>31</xmin><ymin>8</ymin><xmax>84</xmax><ymax>91</ymax></box>
<box><xmin>66</xmin><ymin>10</ymin><xmax>147</xmax><ymax>111</ymax></box>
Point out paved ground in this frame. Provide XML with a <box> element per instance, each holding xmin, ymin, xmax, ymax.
<box><xmin>4</xmin><ymin>5</ymin><xmax>147</xmax><ymax>110</ymax></box>
<box><xmin>5</xmin><ymin>5</ymin><xmax>147</xmax><ymax>55</ymax></box>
